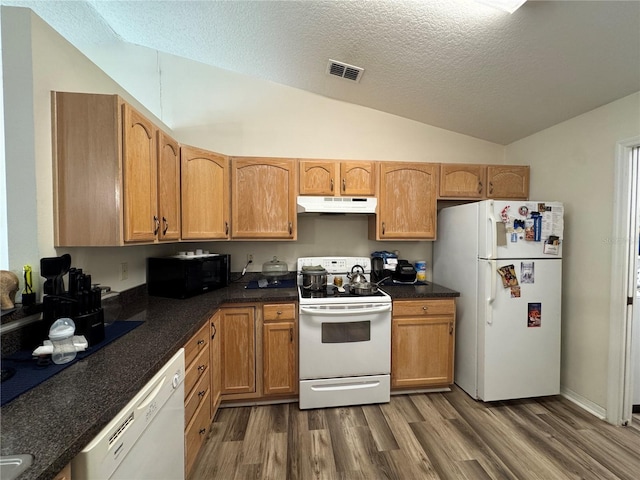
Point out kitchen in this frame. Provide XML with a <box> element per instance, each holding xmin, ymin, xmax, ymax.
<box><xmin>1</xmin><ymin>1</ymin><xmax>639</xmax><ymax>479</ymax></box>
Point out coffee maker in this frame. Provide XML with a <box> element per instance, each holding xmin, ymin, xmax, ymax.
<box><xmin>371</xmin><ymin>251</ymin><xmax>398</xmax><ymax>283</ymax></box>
<box><xmin>40</xmin><ymin>254</ymin><xmax>105</xmax><ymax>346</ymax></box>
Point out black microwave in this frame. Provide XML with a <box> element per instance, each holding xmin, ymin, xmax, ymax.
<box><xmin>147</xmin><ymin>254</ymin><xmax>230</xmax><ymax>298</ymax></box>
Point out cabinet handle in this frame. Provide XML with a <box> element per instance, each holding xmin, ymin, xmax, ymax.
<box><xmin>153</xmin><ymin>216</ymin><xmax>160</xmax><ymax>235</ymax></box>
<box><xmin>225</xmin><ymin>221</ymin><xmax>229</xmax><ymax>235</ymax></box>
<box><xmin>489</xmin><ymin>182</ymin><xmax>494</xmax><ymax>194</ymax></box>
<box><xmin>198</xmin><ymin>390</ymin><xmax>206</xmax><ymax>398</ymax></box>
<box><xmin>198</xmin><ymin>364</ymin><xmax>206</xmax><ymax>372</ymax></box>
<box><xmin>290</xmin><ymin>327</ymin><xmax>293</xmax><ymax>343</ymax></box>
<box><xmin>450</xmin><ymin>322</ymin><xmax>454</xmax><ymax>335</ymax></box>
<box><xmin>197</xmin><ymin>339</ymin><xmax>205</xmax><ymax>346</ymax></box>
<box><xmin>382</xmin><ymin>222</ymin><xmax>385</xmax><ymax>235</ymax></box>
<box><xmin>478</xmin><ymin>181</ymin><xmax>483</xmax><ymax>194</ymax></box>
<box><xmin>330</xmin><ymin>178</ymin><xmax>334</xmax><ymax>192</ymax></box>
<box><xmin>277</xmin><ymin>311</ymin><xmax>282</xmax><ymax>315</ymax></box>
<box><xmin>211</xmin><ymin>322</ymin><xmax>217</xmax><ymax>339</ymax></box>
<box><xmin>342</xmin><ymin>178</ymin><xmax>346</xmax><ymax>191</ymax></box>
<box><xmin>162</xmin><ymin>216</ymin><xmax>168</xmax><ymax>235</ymax></box>
<box><xmin>422</xmin><ymin>305</ymin><xmax>428</xmax><ymax>312</ymax></box>
<box><xmin>199</xmin><ymin>428</ymin><xmax>206</xmax><ymax>435</ymax></box>
<box><xmin>288</xmin><ymin>222</ymin><xmax>293</xmax><ymax>235</ymax></box>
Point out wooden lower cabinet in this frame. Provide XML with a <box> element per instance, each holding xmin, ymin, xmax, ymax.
<box><xmin>262</xmin><ymin>303</ymin><xmax>298</xmax><ymax>396</ymax></box>
<box><xmin>183</xmin><ymin>322</ymin><xmax>211</xmax><ymax>478</ymax></box>
<box><xmin>391</xmin><ymin>299</ymin><xmax>456</xmax><ymax>389</ymax></box>
<box><xmin>210</xmin><ymin>311</ymin><xmax>222</xmax><ymax>418</ymax></box>
<box><xmin>220</xmin><ymin>306</ymin><xmax>256</xmax><ymax>396</ymax></box>
<box><xmin>53</xmin><ymin>463</ymin><xmax>71</xmax><ymax>480</ymax></box>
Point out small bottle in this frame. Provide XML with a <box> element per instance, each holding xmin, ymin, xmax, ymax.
<box><xmin>49</xmin><ymin>318</ymin><xmax>77</xmax><ymax>365</ymax></box>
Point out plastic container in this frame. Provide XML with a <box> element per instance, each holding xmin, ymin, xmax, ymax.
<box><xmin>415</xmin><ymin>261</ymin><xmax>427</xmax><ymax>282</ymax></box>
<box><xmin>49</xmin><ymin>318</ymin><xmax>77</xmax><ymax>364</ymax></box>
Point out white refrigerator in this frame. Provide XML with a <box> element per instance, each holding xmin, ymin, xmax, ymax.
<box><xmin>433</xmin><ymin>200</ymin><xmax>564</xmax><ymax>401</ymax></box>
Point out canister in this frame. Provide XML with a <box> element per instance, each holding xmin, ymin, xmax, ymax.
<box><xmin>415</xmin><ymin>261</ymin><xmax>427</xmax><ymax>282</ymax></box>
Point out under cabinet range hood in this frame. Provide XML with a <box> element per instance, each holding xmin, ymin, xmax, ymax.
<box><xmin>296</xmin><ymin>196</ymin><xmax>377</xmax><ymax>214</ymax></box>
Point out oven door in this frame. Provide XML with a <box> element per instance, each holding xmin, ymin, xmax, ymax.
<box><xmin>299</xmin><ymin>302</ymin><xmax>391</xmax><ymax>379</ymax></box>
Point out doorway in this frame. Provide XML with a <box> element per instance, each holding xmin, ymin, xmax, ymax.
<box><xmin>608</xmin><ymin>136</ymin><xmax>640</xmax><ymax>426</ymax></box>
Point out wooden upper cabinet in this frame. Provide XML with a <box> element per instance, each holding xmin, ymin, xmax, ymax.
<box><xmin>122</xmin><ymin>104</ymin><xmax>158</xmax><ymax>242</ymax></box>
<box><xmin>231</xmin><ymin>157</ymin><xmax>297</xmax><ymax>240</ymax></box>
<box><xmin>439</xmin><ymin>164</ymin><xmax>486</xmax><ymax>199</ymax></box>
<box><xmin>371</xmin><ymin>162</ymin><xmax>438</xmax><ymax>240</ymax></box>
<box><xmin>299</xmin><ymin>160</ymin><xmax>375</xmax><ymax>196</ymax></box>
<box><xmin>487</xmin><ymin>165</ymin><xmax>530</xmax><ymax>199</ymax></box>
<box><xmin>53</xmin><ymin>92</ymin><xmax>177</xmax><ymax>246</ymax></box>
<box><xmin>299</xmin><ymin>160</ymin><xmax>337</xmax><ymax>195</ymax></box>
<box><xmin>157</xmin><ymin>132</ymin><xmax>181</xmax><ymax>241</ymax></box>
<box><xmin>341</xmin><ymin>161</ymin><xmax>376</xmax><ymax>196</ymax></box>
<box><xmin>181</xmin><ymin>146</ymin><xmax>230</xmax><ymax>240</ymax></box>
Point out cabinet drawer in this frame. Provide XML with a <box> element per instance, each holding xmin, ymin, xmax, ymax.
<box><xmin>263</xmin><ymin>303</ymin><xmax>296</xmax><ymax>322</ymax></box>
<box><xmin>185</xmin><ymin>390</ymin><xmax>211</xmax><ymax>477</ymax></box>
<box><xmin>185</xmin><ymin>345</ymin><xmax>209</xmax><ymax>397</ymax></box>
<box><xmin>393</xmin><ymin>299</ymin><xmax>455</xmax><ymax>317</ymax></box>
<box><xmin>185</xmin><ymin>323</ymin><xmax>210</xmax><ymax>368</ymax></box>
<box><xmin>185</xmin><ymin>369</ymin><xmax>210</xmax><ymax>426</ymax></box>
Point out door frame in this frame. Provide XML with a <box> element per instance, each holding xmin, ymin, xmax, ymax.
<box><xmin>607</xmin><ymin>135</ymin><xmax>640</xmax><ymax>425</ymax></box>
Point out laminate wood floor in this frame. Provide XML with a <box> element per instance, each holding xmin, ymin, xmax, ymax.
<box><xmin>189</xmin><ymin>386</ymin><xmax>640</xmax><ymax>480</ymax></box>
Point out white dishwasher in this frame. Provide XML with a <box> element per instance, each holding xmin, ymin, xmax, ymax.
<box><xmin>72</xmin><ymin>349</ymin><xmax>185</xmax><ymax>479</ymax></box>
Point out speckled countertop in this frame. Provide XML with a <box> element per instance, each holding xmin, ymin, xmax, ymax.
<box><xmin>0</xmin><ymin>280</ymin><xmax>457</xmax><ymax>480</ymax></box>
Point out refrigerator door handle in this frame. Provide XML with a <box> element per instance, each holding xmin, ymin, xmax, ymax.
<box><xmin>487</xmin><ymin>200</ymin><xmax>497</xmax><ymax>259</ymax></box>
<box><xmin>487</xmin><ymin>260</ymin><xmax>497</xmax><ymax>325</ymax></box>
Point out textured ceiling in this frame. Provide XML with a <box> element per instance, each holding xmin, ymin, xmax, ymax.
<box><xmin>3</xmin><ymin>0</ymin><xmax>640</xmax><ymax>144</ymax></box>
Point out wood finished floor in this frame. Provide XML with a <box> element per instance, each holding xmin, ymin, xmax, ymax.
<box><xmin>189</xmin><ymin>386</ymin><xmax>640</xmax><ymax>480</ymax></box>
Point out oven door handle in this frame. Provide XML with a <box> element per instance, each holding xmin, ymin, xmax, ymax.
<box><xmin>299</xmin><ymin>304</ymin><xmax>391</xmax><ymax>315</ymax></box>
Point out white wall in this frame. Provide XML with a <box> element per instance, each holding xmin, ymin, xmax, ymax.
<box><xmin>506</xmin><ymin>92</ymin><xmax>640</xmax><ymax>410</ymax></box>
<box><xmin>2</xmin><ymin>6</ymin><xmax>505</xmax><ymax>295</ymax></box>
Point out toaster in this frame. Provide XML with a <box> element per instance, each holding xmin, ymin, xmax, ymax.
<box><xmin>392</xmin><ymin>260</ymin><xmax>417</xmax><ymax>283</ymax></box>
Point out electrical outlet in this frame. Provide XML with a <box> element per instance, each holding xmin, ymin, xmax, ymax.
<box><xmin>120</xmin><ymin>262</ymin><xmax>128</xmax><ymax>280</ymax></box>
<box><xmin>247</xmin><ymin>254</ymin><xmax>253</xmax><ymax>263</ymax></box>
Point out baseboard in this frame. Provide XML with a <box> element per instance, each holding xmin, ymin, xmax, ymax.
<box><xmin>560</xmin><ymin>386</ymin><xmax>607</xmax><ymax>420</ymax></box>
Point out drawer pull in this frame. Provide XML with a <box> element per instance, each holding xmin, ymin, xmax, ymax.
<box><xmin>197</xmin><ymin>339</ymin><xmax>205</xmax><ymax>346</ymax></box>
<box><xmin>198</xmin><ymin>390</ymin><xmax>206</xmax><ymax>398</ymax></box>
<box><xmin>198</xmin><ymin>364</ymin><xmax>206</xmax><ymax>372</ymax></box>
<box><xmin>199</xmin><ymin>428</ymin><xmax>206</xmax><ymax>435</ymax></box>
<box><xmin>422</xmin><ymin>306</ymin><xmax>428</xmax><ymax>311</ymax></box>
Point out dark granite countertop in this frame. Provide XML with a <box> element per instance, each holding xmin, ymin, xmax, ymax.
<box><xmin>0</xmin><ymin>280</ymin><xmax>457</xmax><ymax>480</ymax></box>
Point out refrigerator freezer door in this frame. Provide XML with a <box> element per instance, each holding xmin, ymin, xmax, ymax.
<box><xmin>477</xmin><ymin>258</ymin><xmax>562</xmax><ymax>401</ymax></box>
<box><xmin>479</xmin><ymin>200</ymin><xmax>564</xmax><ymax>260</ymax></box>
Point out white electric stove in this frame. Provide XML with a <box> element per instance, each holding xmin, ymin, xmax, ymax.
<box><xmin>296</xmin><ymin>256</ymin><xmax>392</xmax><ymax>409</ymax></box>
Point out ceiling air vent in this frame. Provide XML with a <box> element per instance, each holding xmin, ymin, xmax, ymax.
<box><xmin>327</xmin><ymin>59</ymin><xmax>364</xmax><ymax>83</ymax></box>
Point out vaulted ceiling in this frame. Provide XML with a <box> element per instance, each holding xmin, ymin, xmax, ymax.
<box><xmin>3</xmin><ymin>0</ymin><xmax>640</xmax><ymax>144</ymax></box>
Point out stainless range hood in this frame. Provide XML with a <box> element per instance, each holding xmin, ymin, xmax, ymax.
<box><xmin>296</xmin><ymin>196</ymin><xmax>377</xmax><ymax>214</ymax></box>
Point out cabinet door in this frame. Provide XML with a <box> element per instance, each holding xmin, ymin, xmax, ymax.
<box><xmin>210</xmin><ymin>312</ymin><xmax>222</xmax><ymax>418</ymax></box>
<box><xmin>299</xmin><ymin>160</ymin><xmax>337</xmax><ymax>195</ymax></box>
<box><xmin>157</xmin><ymin>132</ymin><xmax>181</xmax><ymax>241</ymax></box>
<box><xmin>231</xmin><ymin>158</ymin><xmax>297</xmax><ymax>239</ymax></box>
<box><xmin>374</xmin><ymin>162</ymin><xmax>438</xmax><ymax>240</ymax></box>
<box><xmin>392</xmin><ymin>315</ymin><xmax>454</xmax><ymax>388</ymax></box>
<box><xmin>220</xmin><ymin>307</ymin><xmax>256</xmax><ymax>395</ymax></box>
<box><xmin>487</xmin><ymin>165</ymin><xmax>530</xmax><ymax>199</ymax></box>
<box><xmin>181</xmin><ymin>146</ymin><xmax>230</xmax><ymax>239</ymax></box>
<box><xmin>263</xmin><ymin>321</ymin><xmax>297</xmax><ymax>395</ymax></box>
<box><xmin>341</xmin><ymin>161</ymin><xmax>376</xmax><ymax>196</ymax></box>
<box><xmin>122</xmin><ymin>103</ymin><xmax>158</xmax><ymax>242</ymax></box>
<box><xmin>439</xmin><ymin>164</ymin><xmax>486</xmax><ymax>199</ymax></box>
<box><xmin>53</xmin><ymin>92</ymin><xmax>122</xmax><ymax>246</ymax></box>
